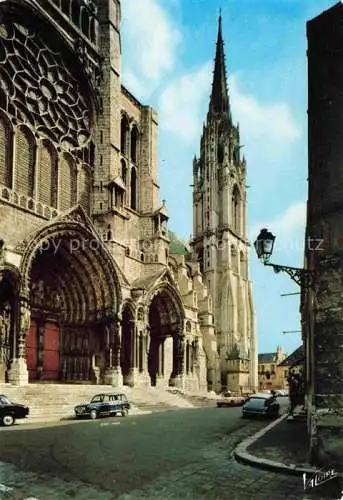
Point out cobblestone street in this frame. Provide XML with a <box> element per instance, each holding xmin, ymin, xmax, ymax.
<box><xmin>0</xmin><ymin>408</ymin><xmax>339</xmax><ymax>500</ymax></box>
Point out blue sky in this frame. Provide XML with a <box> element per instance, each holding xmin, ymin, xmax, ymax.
<box><xmin>120</xmin><ymin>0</ymin><xmax>336</xmax><ymax>356</ymax></box>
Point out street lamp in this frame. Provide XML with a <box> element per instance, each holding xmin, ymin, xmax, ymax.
<box><xmin>254</xmin><ymin>228</ymin><xmax>314</xmax><ymax>288</ymax></box>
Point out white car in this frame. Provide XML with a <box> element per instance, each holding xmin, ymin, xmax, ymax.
<box><xmin>274</xmin><ymin>389</ymin><xmax>288</xmax><ymax>397</ymax></box>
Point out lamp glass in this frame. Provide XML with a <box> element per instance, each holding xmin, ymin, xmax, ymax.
<box><xmin>254</xmin><ymin>228</ymin><xmax>276</xmax><ymax>262</ymax></box>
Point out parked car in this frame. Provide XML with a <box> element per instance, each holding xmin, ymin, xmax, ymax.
<box><xmin>217</xmin><ymin>392</ymin><xmax>247</xmax><ymax>408</ymax></box>
<box><xmin>0</xmin><ymin>394</ymin><xmax>29</xmax><ymax>426</ymax></box>
<box><xmin>241</xmin><ymin>392</ymin><xmax>280</xmax><ymax>419</ymax></box>
<box><xmin>74</xmin><ymin>393</ymin><xmax>130</xmax><ymax>420</ymax></box>
<box><xmin>274</xmin><ymin>389</ymin><xmax>288</xmax><ymax>397</ymax></box>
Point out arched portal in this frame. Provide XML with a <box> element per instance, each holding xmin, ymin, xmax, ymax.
<box><xmin>20</xmin><ymin>218</ymin><xmax>122</xmax><ymax>383</ymax></box>
<box><xmin>147</xmin><ymin>285</ymin><xmax>184</xmax><ymax>387</ymax></box>
<box><xmin>0</xmin><ymin>266</ymin><xmax>20</xmax><ymax>382</ymax></box>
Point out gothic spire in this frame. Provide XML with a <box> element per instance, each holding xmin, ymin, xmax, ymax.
<box><xmin>210</xmin><ymin>13</ymin><xmax>231</xmax><ymax>119</ymax></box>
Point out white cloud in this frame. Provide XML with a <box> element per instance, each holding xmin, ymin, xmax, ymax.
<box><xmin>249</xmin><ymin>201</ymin><xmax>307</xmax><ymax>254</ymax></box>
<box><xmin>158</xmin><ymin>61</ymin><xmax>212</xmax><ymax>142</ymax></box>
<box><xmin>230</xmin><ymin>74</ymin><xmax>301</xmax><ymax>145</ymax></box>
<box><xmin>157</xmin><ymin>65</ymin><xmax>301</xmax><ymax>153</ymax></box>
<box><xmin>121</xmin><ymin>0</ymin><xmax>181</xmax><ymax>99</ymax></box>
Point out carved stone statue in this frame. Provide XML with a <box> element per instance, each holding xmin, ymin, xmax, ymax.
<box><xmin>0</xmin><ymin>307</ymin><xmax>9</xmax><ymax>343</ymax></box>
<box><xmin>20</xmin><ymin>304</ymin><xmax>30</xmax><ymax>335</ymax></box>
<box><xmin>0</xmin><ymin>239</ymin><xmax>5</xmax><ymax>265</ymax></box>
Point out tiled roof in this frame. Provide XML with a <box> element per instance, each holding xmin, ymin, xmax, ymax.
<box><xmin>168</xmin><ymin>230</ymin><xmax>190</xmax><ymax>256</ymax></box>
<box><xmin>258</xmin><ymin>352</ymin><xmax>277</xmax><ymax>363</ymax></box>
<box><xmin>278</xmin><ymin>345</ymin><xmax>304</xmax><ymax>367</ymax></box>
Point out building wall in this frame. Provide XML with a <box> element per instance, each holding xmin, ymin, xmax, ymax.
<box><xmin>306</xmin><ymin>3</ymin><xmax>343</xmax><ymax>471</ymax></box>
<box><xmin>257</xmin><ymin>347</ymin><xmax>287</xmax><ymax>391</ymax></box>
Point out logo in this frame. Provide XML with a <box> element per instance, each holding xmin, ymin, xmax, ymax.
<box><xmin>303</xmin><ymin>469</ymin><xmax>337</xmax><ymax>491</ymax></box>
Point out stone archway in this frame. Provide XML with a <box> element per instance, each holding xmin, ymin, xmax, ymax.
<box><xmin>0</xmin><ymin>266</ymin><xmax>20</xmax><ymax>383</ymax></box>
<box><xmin>15</xmin><ymin>214</ymin><xmax>123</xmax><ymax>385</ymax></box>
<box><xmin>147</xmin><ymin>285</ymin><xmax>184</xmax><ymax>387</ymax></box>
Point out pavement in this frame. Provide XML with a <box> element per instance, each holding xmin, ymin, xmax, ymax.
<box><xmin>233</xmin><ymin>411</ymin><xmax>343</xmax><ymax>499</ymax></box>
<box><xmin>0</xmin><ymin>405</ymin><xmax>342</xmax><ymax>499</ymax></box>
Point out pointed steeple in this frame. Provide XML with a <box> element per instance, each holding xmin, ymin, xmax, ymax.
<box><xmin>210</xmin><ymin>12</ymin><xmax>231</xmax><ymax>118</ymax></box>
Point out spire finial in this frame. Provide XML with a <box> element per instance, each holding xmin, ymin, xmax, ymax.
<box><xmin>209</xmin><ymin>11</ymin><xmax>231</xmax><ymax>118</ymax></box>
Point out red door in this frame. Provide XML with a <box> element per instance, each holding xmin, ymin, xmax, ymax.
<box><xmin>43</xmin><ymin>322</ymin><xmax>60</xmax><ymax>380</ymax></box>
<box><xmin>26</xmin><ymin>320</ymin><xmax>37</xmax><ymax>380</ymax></box>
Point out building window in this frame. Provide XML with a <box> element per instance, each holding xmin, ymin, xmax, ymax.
<box><xmin>232</xmin><ymin>185</ymin><xmax>241</xmax><ymax>233</ymax></box>
<box><xmin>15</xmin><ymin>126</ymin><xmax>36</xmax><ymax>198</ymax></box>
<box><xmin>81</xmin><ymin>7</ymin><xmax>89</xmax><ymax>37</ymax></box>
<box><xmin>38</xmin><ymin>140</ymin><xmax>58</xmax><ymax>208</ymax></box>
<box><xmin>120</xmin><ymin>115</ymin><xmax>129</xmax><ymax>156</ymax></box>
<box><xmin>130</xmin><ymin>167</ymin><xmax>137</xmax><ymax>210</ymax></box>
<box><xmin>0</xmin><ymin>113</ymin><xmax>13</xmax><ymax>188</ymax></box>
<box><xmin>131</xmin><ymin>125</ymin><xmax>139</xmax><ymax>163</ymax></box>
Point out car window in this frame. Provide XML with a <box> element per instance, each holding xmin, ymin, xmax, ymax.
<box><xmin>102</xmin><ymin>395</ymin><xmax>109</xmax><ymax>403</ymax></box>
<box><xmin>0</xmin><ymin>396</ymin><xmax>10</xmax><ymax>405</ymax></box>
<box><xmin>245</xmin><ymin>398</ymin><xmax>266</xmax><ymax>408</ymax></box>
<box><xmin>91</xmin><ymin>395</ymin><xmax>103</xmax><ymax>403</ymax></box>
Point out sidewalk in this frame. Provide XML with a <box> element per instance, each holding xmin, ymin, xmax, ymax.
<box><xmin>233</xmin><ymin>414</ymin><xmax>343</xmax><ymax>499</ymax></box>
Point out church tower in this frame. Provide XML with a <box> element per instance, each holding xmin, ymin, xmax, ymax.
<box><xmin>192</xmin><ymin>14</ymin><xmax>257</xmax><ymax>393</ymax></box>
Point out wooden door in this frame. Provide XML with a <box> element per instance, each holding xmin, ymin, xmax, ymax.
<box><xmin>43</xmin><ymin>321</ymin><xmax>60</xmax><ymax>380</ymax></box>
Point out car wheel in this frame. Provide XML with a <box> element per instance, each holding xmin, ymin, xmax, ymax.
<box><xmin>90</xmin><ymin>410</ymin><xmax>98</xmax><ymax>420</ymax></box>
<box><xmin>2</xmin><ymin>414</ymin><xmax>15</xmax><ymax>426</ymax></box>
<box><xmin>121</xmin><ymin>409</ymin><xmax>128</xmax><ymax>417</ymax></box>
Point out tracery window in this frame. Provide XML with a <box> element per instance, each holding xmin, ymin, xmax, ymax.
<box><xmin>0</xmin><ymin>113</ymin><xmax>13</xmax><ymax>188</ymax></box>
<box><xmin>38</xmin><ymin>140</ymin><xmax>58</xmax><ymax>208</ymax></box>
<box><xmin>60</xmin><ymin>153</ymin><xmax>77</xmax><ymax>210</ymax></box>
<box><xmin>0</xmin><ymin>17</ymin><xmax>94</xmax><ymax>213</ymax></box>
<box><xmin>79</xmin><ymin>165</ymin><xmax>91</xmax><ymax>213</ymax></box>
<box><xmin>15</xmin><ymin>126</ymin><xmax>35</xmax><ymax>197</ymax></box>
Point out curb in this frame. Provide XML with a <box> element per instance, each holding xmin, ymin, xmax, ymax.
<box><xmin>233</xmin><ymin>414</ymin><xmax>322</xmax><ymax>476</ymax></box>
<box><xmin>15</xmin><ymin>409</ymin><xmax>153</xmax><ymax>426</ymax></box>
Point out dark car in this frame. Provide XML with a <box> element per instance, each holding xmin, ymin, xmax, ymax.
<box><xmin>74</xmin><ymin>393</ymin><xmax>130</xmax><ymax>420</ymax></box>
<box><xmin>241</xmin><ymin>393</ymin><xmax>280</xmax><ymax>419</ymax></box>
<box><xmin>0</xmin><ymin>394</ymin><xmax>29</xmax><ymax>426</ymax></box>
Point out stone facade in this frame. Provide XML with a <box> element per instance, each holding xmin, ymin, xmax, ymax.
<box><xmin>191</xmin><ymin>15</ymin><xmax>258</xmax><ymax>393</ymax></box>
<box><xmin>305</xmin><ymin>2</ymin><xmax>343</xmax><ymax>472</ymax></box>
<box><xmin>258</xmin><ymin>346</ymin><xmax>287</xmax><ymax>391</ymax></box>
<box><xmin>0</xmin><ymin>0</ymin><xmax>213</xmax><ymax>392</ymax></box>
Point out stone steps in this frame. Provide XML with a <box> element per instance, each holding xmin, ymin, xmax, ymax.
<box><xmin>0</xmin><ymin>383</ymin><xmax>212</xmax><ymax>423</ymax></box>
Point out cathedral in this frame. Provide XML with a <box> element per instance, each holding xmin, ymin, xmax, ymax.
<box><xmin>0</xmin><ymin>0</ymin><xmax>257</xmax><ymax>393</ymax></box>
<box><xmin>191</xmin><ymin>15</ymin><xmax>257</xmax><ymax>391</ymax></box>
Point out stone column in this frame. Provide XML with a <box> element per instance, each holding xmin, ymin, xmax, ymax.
<box><xmin>8</xmin><ymin>297</ymin><xmax>29</xmax><ymax>385</ymax></box>
<box><xmin>169</xmin><ymin>330</ymin><xmax>185</xmax><ymax>388</ymax></box>
<box><xmin>103</xmin><ymin>316</ymin><xmax>123</xmax><ymax>386</ymax></box>
<box><xmin>127</xmin><ymin>321</ymin><xmax>138</xmax><ymax>386</ymax></box>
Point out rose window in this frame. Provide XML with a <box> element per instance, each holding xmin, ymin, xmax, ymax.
<box><xmin>0</xmin><ymin>21</ymin><xmax>92</xmax><ymax>151</ymax></box>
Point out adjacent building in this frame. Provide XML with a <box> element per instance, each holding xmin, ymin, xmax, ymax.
<box><xmin>258</xmin><ymin>346</ymin><xmax>287</xmax><ymax>391</ymax></box>
<box><xmin>304</xmin><ymin>1</ymin><xmax>343</xmax><ymax>471</ymax></box>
